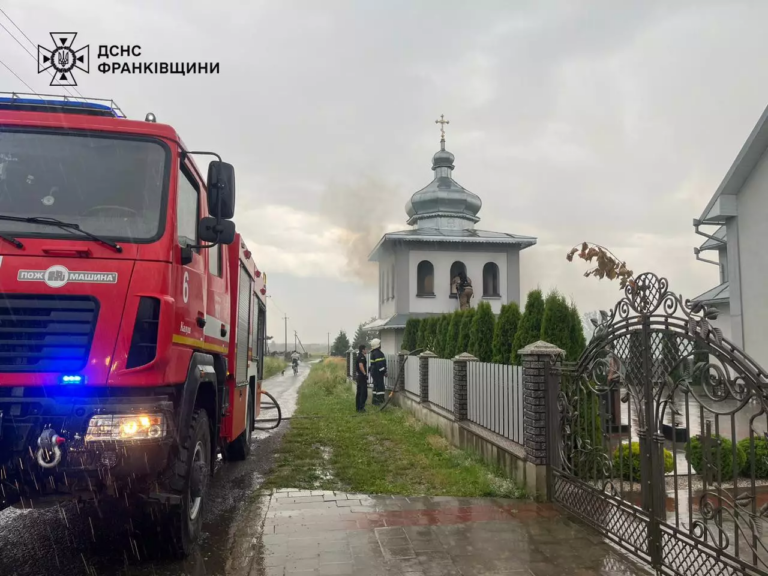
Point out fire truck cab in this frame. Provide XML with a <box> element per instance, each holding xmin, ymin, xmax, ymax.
<box><xmin>0</xmin><ymin>94</ymin><xmax>266</xmax><ymax>554</ymax></box>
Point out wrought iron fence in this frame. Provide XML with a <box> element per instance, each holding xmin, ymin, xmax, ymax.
<box><xmin>405</xmin><ymin>355</ymin><xmax>420</xmax><ymax>396</ymax></box>
<box><xmin>549</xmin><ymin>272</ymin><xmax>768</xmax><ymax>576</ymax></box>
<box><xmin>467</xmin><ymin>362</ymin><xmax>524</xmax><ymax>443</ymax></box>
<box><xmin>428</xmin><ymin>358</ymin><xmax>454</xmax><ymax>412</ymax></box>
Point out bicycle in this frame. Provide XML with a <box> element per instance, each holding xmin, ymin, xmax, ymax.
<box><xmin>379</xmin><ymin>348</ymin><xmax>423</xmax><ymax>411</ymax></box>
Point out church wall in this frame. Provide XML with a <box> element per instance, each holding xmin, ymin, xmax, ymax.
<box><xmin>379</xmin><ymin>252</ymin><xmax>397</xmax><ymax>318</ymax></box>
<box><xmin>394</xmin><ymin>244</ymin><xmax>410</xmax><ymax>314</ymax></box>
<box><xmin>408</xmin><ymin>248</ymin><xmax>509</xmax><ymax>315</ymax></box>
<box><xmin>506</xmin><ymin>248</ymin><xmax>521</xmax><ymax>307</ymax></box>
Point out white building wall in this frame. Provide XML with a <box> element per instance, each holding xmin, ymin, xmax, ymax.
<box><xmin>710</xmin><ymin>302</ymin><xmax>732</xmax><ymax>343</ymax></box>
<box><xmin>736</xmin><ymin>150</ymin><xmax>768</xmax><ymax>370</ymax></box>
<box><xmin>380</xmin><ymin>330</ymin><xmax>398</xmax><ymax>356</ymax></box>
<box><xmin>379</xmin><ymin>253</ymin><xmax>397</xmax><ymax>318</ymax></box>
<box><xmin>408</xmin><ymin>250</ymin><xmax>507</xmax><ymax>315</ymax></box>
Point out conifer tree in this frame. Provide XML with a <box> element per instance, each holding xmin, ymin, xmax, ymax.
<box><xmin>511</xmin><ymin>289</ymin><xmax>545</xmax><ymax>364</ymax></box>
<box><xmin>416</xmin><ymin>317</ymin><xmax>430</xmax><ymax>350</ymax></box>
<box><xmin>402</xmin><ymin>318</ymin><xmax>420</xmax><ymax>351</ymax></box>
<box><xmin>492</xmin><ymin>302</ymin><xmax>521</xmax><ymax>364</ymax></box>
<box><xmin>567</xmin><ymin>302</ymin><xmax>587</xmax><ymax>361</ymax></box>
<box><xmin>540</xmin><ymin>290</ymin><xmax>572</xmax><ymax>354</ymax></box>
<box><xmin>469</xmin><ymin>302</ymin><xmax>496</xmax><ymax>362</ymax></box>
<box><xmin>457</xmin><ymin>309</ymin><xmax>476</xmax><ymax>356</ymax></box>
<box><xmin>444</xmin><ymin>311</ymin><xmax>463</xmax><ymax>359</ymax></box>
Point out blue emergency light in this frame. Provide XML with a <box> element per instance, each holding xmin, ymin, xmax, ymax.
<box><xmin>60</xmin><ymin>374</ymin><xmax>84</xmax><ymax>385</ymax></box>
<box><xmin>0</xmin><ymin>92</ymin><xmax>126</xmax><ymax>118</ymax></box>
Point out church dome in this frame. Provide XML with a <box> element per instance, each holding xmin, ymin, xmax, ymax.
<box><xmin>405</xmin><ymin>140</ymin><xmax>482</xmax><ymax>227</ymax></box>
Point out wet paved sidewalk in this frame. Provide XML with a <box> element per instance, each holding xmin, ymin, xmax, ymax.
<box><xmin>241</xmin><ymin>489</ymin><xmax>650</xmax><ymax>576</ymax></box>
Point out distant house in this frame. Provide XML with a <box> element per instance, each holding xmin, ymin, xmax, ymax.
<box><xmin>364</xmin><ymin>128</ymin><xmax>537</xmax><ymax>355</ymax></box>
<box><xmin>693</xmin><ymin>103</ymin><xmax>768</xmax><ymax>369</ymax></box>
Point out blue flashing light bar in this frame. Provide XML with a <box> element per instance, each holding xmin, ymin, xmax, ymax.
<box><xmin>0</xmin><ymin>92</ymin><xmax>126</xmax><ymax>118</ymax></box>
<box><xmin>60</xmin><ymin>374</ymin><xmax>84</xmax><ymax>385</ymax></box>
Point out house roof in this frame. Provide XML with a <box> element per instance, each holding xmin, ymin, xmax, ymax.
<box><xmin>363</xmin><ymin>313</ymin><xmax>436</xmax><ymax>331</ymax></box>
<box><xmin>699</xmin><ymin>103</ymin><xmax>768</xmax><ymax>223</ymax></box>
<box><xmin>691</xmin><ymin>282</ymin><xmax>729</xmax><ymax>304</ymax></box>
<box><xmin>698</xmin><ymin>225</ymin><xmax>727</xmax><ymax>251</ymax></box>
<box><xmin>368</xmin><ymin>228</ymin><xmax>537</xmax><ymax>261</ymax></box>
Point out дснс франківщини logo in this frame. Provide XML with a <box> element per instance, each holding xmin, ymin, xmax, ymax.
<box><xmin>37</xmin><ymin>33</ymin><xmax>89</xmax><ymax>87</ymax></box>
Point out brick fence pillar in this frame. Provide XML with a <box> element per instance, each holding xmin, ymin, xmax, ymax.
<box><xmin>419</xmin><ymin>351</ymin><xmax>436</xmax><ymax>403</ymax></box>
<box><xmin>518</xmin><ymin>340</ymin><xmax>564</xmax><ymax>466</ymax></box>
<box><xmin>452</xmin><ymin>352</ymin><xmax>477</xmax><ymax>421</ymax></box>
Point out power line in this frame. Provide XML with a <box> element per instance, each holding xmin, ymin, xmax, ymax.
<box><xmin>0</xmin><ymin>10</ymin><xmax>84</xmax><ymax>100</ymax></box>
<box><xmin>0</xmin><ymin>57</ymin><xmax>35</xmax><ymax>92</ymax></box>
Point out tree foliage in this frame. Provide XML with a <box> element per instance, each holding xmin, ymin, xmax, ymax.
<box><xmin>469</xmin><ymin>302</ymin><xmax>495</xmax><ymax>362</ymax></box>
<box><xmin>566</xmin><ymin>242</ymin><xmax>634</xmax><ymax>290</ymax></box>
<box><xmin>444</xmin><ymin>311</ymin><xmax>463</xmax><ymax>359</ymax></box>
<box><xmin>511</xmin><ymin>289</ymin><xmax>544</xmax><ymax>364</ymax></box>
<box><xmin>416</xmin><ymin>318</ymin><xmax>430</xmax><ymax>350</ymax></box>
<box><xmin>540</xmin><ymin>291</ymin><xmax>572</xmax><ymax>356</ymax></box>
<box><xmin>434</xmin><ymin>315</ymin><xmax>450</xmax><ymax>358</ymax></box>
<box><xmin>567</xmin><ymin>302</ymin><xmax>587</xmax><ymax>361</ymax></box>
<box><xmin>402</xmin><ymin>318</ymin><xmax>420</xmax><ymax>351</ymax></box>
<box><xmin>330</xmin><ymin>330</ymin><xmax>351</xmax><ymax>356</ymax></box>
<box><xmin>492</xmin><ymin>302</ymin><xmax>521</xmax><ymax>365</ymax></box>
<box><xmin>352</xmin><ymin>317</ymin><xmax>377</xmax><ymax>349</ymax></box>
<box><xmin>457</xmin><ymin>309</ymin><xmax>475</xmax><ymax>356</ymax></box>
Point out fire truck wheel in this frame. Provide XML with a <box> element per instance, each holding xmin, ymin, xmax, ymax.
<box><xmin>169</xmin><ymin>408</ymin><xmax>211</xmax><ymax>556</ymax></box>
<box><xmin>226</xmin><ymin>390</ymin><xmax>252</xmax><ymax>461</ymax></box>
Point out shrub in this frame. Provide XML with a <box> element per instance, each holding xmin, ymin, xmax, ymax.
<box><xmin>416</xmin><ymin>318</ymin><xmax>430</xmax><ymax>350</ymax></box>
<box><xmin>540</xmin><ymin>290</ymin><xmax>571</xmax><ymax>355</ymax></box>
<box><xmin>402</xmin><ymin>318</ymin><xmax>420</xmax><ymax>351</ymax></box>
<box><xmin>686</xmin><ymin>434</ymin><xmax>746</xmax><ymax>480</ymax></box>
<box><xmin>612</xmin><ymin>442</ymin><xmax>674</xmax><ymax>482</ymax></box>
<box><xmin>457</xmin><ymin>309</ymin><xmax>475</xmax><ymax>355</ymax></box>
<box><xmin>511</xmin><ymin>289</ymin><xmax>544</xmax><ymax>364</ymax></box>
<box><xmin>469</xmin><ymin>302</ymin><xmax>495</xmax><ymax>362</ymax></box>
<box><xmin>444</xmin><ymin>311</ymin><xmax>463</xmax><ymax>359</ymax></box>
<box><xmin>571</xmin><ymin>383</ymin><xmax>605</xmax><ymax>480</ymax></box>
<box><xmin>492</xmin><ymin>302</ymin><xmax>521</xmax><ymax>365</ymax></box>
<box><xmin>737</xmin><ymin>437</ymin><xmax>768</xmax><ymax>478</ymax></box>
<box><xmin>567</xmin><ymin>302</ymin><xmax>587</xmax><ymax>361</ymax></box>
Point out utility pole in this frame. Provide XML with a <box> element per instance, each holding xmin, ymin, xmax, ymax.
<box><xmin>283</xmin><ymin>315</ymin><xmax>288</xmax><ymax>356</ymax></box>
<box><xmin>294</xmin><ymin>330</ymin><xmax>297</xmax><ymax>353</ymax></box>
<box><xmin>327</xmin><ymin>332</ymin><xmax>330</xmax><ymax>356</ymax></box>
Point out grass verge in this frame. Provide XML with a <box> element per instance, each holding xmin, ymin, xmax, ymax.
<box><xmin>262</xmin><ymin>358</ymin><xmax>526</xmax><ymax>498</ymax></box>
<box><xmin>263</xmin><ymin>356</ymin><xmax>287</xmax><ymax>380</ymax></box>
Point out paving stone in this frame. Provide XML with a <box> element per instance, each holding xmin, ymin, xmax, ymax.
<box><xmin>245</xmin><ymin>489</ymin><xmax>651</xmax><ymax>576</ymax></box>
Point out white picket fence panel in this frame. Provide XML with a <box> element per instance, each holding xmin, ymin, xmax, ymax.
<box><xmin>404</xmin><ymin>356</ymin><xmax>420</xmax><ymax>396</ymax></box>
<box><xmin>467</xmin><ymin>362</ymin><xmax>524</xmax><ymax>444</ymax></box>
<box><xmin>428</xmin><ymin>358</ymin><xmax>454</xmax><ymax>412</ymax></box>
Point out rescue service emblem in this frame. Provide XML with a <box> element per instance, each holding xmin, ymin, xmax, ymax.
<box><xmin>18</xmin><ymin>265</ymin><xmax>117</xmax><ymax>288</ymax></box>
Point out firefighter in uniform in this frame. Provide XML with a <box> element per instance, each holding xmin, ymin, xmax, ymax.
<box><xmin>355</xmin><ymin>344</ymin><xmax>368</xmax><ymax>412</ymax></box>
<box><xmin>457</xmin><ymin>271</ymin><xmax>474</xmax><ymax>310</ymax></box>
<box><xmin>369</xmin><ymin>338</ymin><xmax>387</xmax><ymax>406</ymax></box>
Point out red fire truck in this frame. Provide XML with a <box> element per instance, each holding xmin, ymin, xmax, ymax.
<box><xmin>0</xmin><ymin>93</ymin><xmax>267</xmax><ymax>553</ymax></box>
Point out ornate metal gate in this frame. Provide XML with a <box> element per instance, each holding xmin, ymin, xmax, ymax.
<box><xmin>549</xmin><ymin>273</ymin><xmax>768</xmax><ymax>575</ymax></box>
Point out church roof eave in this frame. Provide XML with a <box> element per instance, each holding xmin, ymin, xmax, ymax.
<box><xmin>368</xmin><ymin>228</ymin><xmax>538</xmax><ymax>262</ymax></box>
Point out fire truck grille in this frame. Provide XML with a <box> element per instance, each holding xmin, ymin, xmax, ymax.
<box><xmin>0</xmin><ymin>295</ymin><xmax>99</xmax><ymax>372</ymax></box>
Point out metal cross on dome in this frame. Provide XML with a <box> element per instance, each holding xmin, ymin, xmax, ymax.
<box><xmin>435</xmin><ymin>114</ymin><xmax>449</xmax><ymax>140</ymax></box>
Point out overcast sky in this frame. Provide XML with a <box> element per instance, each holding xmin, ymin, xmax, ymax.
<box><xmin>2</xmin><ymin>0</ymin><xmax>767</xmax><ymax>344</ymax></box>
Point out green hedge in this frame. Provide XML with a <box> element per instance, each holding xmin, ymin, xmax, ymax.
<box><xmin>686</xmin><ymin>434</ymin><xmax>746</xmax><ymax>480</ymax></box>
<box><xmin>613</xmin><ymin>442</ymin><xmax>674</xmax><ymax>482</ymax></box>
<box><xmin>738</xmin><ymin>437</ymin><xmax>768</xmax><ymax>478</ymax></box>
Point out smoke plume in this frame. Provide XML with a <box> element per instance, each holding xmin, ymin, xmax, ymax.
<box><xmin>319</xmin><ymin>175</ymin><xmax>404</xmax><ymax>285</ymax></box>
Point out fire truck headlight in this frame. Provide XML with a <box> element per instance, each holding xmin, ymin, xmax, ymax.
<box><xmin>85</xmin><ymin>414</ymin><xmax>167</xmax><ymax>442</ymax></box>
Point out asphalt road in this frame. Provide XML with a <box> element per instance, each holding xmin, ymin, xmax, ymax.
<box><xmin>0</xmin><ymin>361</ymin><xmax>311</xmax><ymax>576</ymax></box>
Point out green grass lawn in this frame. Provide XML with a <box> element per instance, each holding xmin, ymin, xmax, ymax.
<box><xmin>263</xmin><ymin>356</ymin><xmax>287</xmax><ymax>380</ymax></box>
<box><xmin>263</xmin><ymin>358</ymin><xmax>526</xmax><ymax>498</ymax></box>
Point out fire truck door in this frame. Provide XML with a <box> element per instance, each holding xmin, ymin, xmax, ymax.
<box><xmin>174</xmin><ymin>164</ymin><xmax>206</xmax><ymax>348</ymax></box>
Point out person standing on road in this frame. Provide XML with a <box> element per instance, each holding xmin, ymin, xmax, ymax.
<box><xmin>355</xmin><ymin>344</ymin><xmax>368</xmax><ymax>412</ymax></box>
<box><xmin>369</xmin><ymin>338</ymin><xmax>387</xmax><ymax>406</ymax></box>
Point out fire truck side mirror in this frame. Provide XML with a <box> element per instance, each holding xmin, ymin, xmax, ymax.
<box><xmin>198</xmin><ymin>217</ymin><xmax>236</xmax><ymax>245</ymax></box>
<box><xmin>206</xmin><ymin>161</ymin><xmax>236</xmax><ymax>220</ymax></box>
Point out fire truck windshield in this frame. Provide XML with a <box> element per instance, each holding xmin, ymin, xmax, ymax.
<box><xmin>0</xmin><ymin>130</ymin><xmax>168</xmax><ymax>243</ymax></box>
